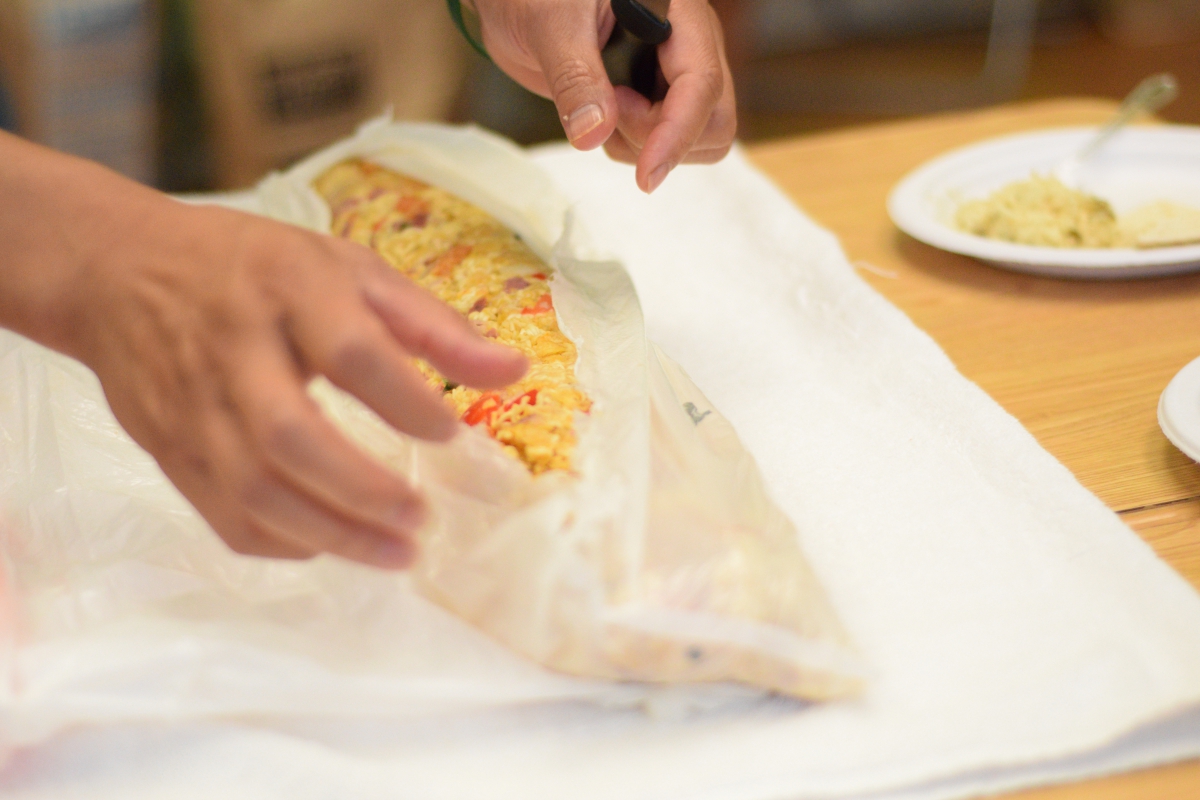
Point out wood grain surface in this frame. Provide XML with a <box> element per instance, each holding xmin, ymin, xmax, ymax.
<box><xmin>745</xmin><ymin>99</ymin><xmax>1200</xmax><ymax>800</ymax></box>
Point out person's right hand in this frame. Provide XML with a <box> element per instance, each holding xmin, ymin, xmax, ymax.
<box><xmin>58</xmin><ymin>191</ymin><xmax>526</xmax><ymax>569</ymax></box>
<box><xmin>472</xmin><ymin>0</ymin><xmax>737</xmax><ymax>194</ymax></box>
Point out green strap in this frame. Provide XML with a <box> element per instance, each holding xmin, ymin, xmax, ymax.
<box><xmin>446</xmin><ymin>0</ymin><xmax>490</xmax><ymax>60</ymax></box>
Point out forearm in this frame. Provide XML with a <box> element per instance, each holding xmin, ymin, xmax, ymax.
<box><xmin>0</xmin><ymin>131</ymin><xmax>162</xmax><ymax>357</ymax></box>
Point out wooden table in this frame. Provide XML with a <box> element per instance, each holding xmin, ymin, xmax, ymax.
<box><xmin>747</xmin><ymin>98</ymin><xmax>1200</xmax><ymax>800</ymax></box>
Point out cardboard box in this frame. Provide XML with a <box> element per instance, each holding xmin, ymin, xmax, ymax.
<box><xmin>1098</xmin><ymin>0</ymin><xmax>1200</xmax><ymax>45</ymax></box>
<box><xmin>0</xmin><ymin>3</ymin><xmax>33</xmax><ymax>132</ymax></box>
<box><xmin>0</xmin><ymin>0</ymin><xmax>159</xmax><ymax>183</ymax></box>
<box><xmin>190</xmin><ymin>0</ymin><xmax>471</xmax><ymax>188</ymax></box>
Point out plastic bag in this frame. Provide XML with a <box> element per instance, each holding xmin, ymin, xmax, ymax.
<box><xmin>0</xmin><ymin>120</ymin><xmax>860</xmax><ymax>752</ymax></box>
<box><xmin>264</xmin><ymin>120</ymin><xmax>863</xmax><ymax>698</ymax></box>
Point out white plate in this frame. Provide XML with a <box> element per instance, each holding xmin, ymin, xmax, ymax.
<box><xmin>1160</xmin><ymin>355</ymin><xmax>1200</xmax><ymax>463</ymax></box>
<box><xmin>887</xmin><ymin>126</ymin><xmax>1200</xmax><ymax>279</ymax></box>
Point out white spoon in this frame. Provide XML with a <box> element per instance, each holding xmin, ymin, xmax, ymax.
<box><xmin>1054</xmin><ymin>73</ymin><xmax>1178</xmax><ymax>188</ymax></box>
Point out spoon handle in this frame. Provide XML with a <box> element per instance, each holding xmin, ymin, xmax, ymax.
<box><xmin>1076</xmin><ymin>73</ymin><xmax>1178</xmax><ymax>164</ymax></box>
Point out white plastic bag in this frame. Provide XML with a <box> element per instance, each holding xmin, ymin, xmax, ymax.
<box><xmin>0</xmin><ymin>121</ymin><xmax>860</xmax><ymax>753</ymax></box>
<box><xmin>264</xmin><ymin>120</ymin><xmax>863</xmax><ymax>698</ymax></box>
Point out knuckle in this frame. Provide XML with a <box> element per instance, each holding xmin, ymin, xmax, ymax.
<box><xmin>233</xmin><ymin>468</ymin><xmax>276</xmax><ymax>514</ymax></box>
<box><xmin>697</xmin><ymin>65</ymin><xmax>724</xmax><ymax>107</ymax></box>
<box><xmin>410</xmin><ymin>311</ymin><xmax>474</xmax><ymax>363</ymax></box>
<box><xmin>257</xmin><ymin>409</ymin><xmax>308</xmax><ymax>461</ymax></box>
<box><xmin>235</xmin><ymin>230</ymin><xmax>293</xmax><ymax>289</ymax></box>
<box><xmin>550</xmin><ymin>58</ymin><xmax>598</xmax><ymax>103</ymax></box>
<box><xmin>325</xmin><ymin>328</ymin><xmax>380</xmax><ymax>379</ymax></box>
<box><xmin>327</xmin><ymin>235</ymin><xmax>380</xmax><ymax>274</ymax></box>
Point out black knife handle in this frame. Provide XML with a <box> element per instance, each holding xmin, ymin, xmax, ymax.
<box><xmin>629</xmin><ymin>42</ymin><xmax>667</xmax><ymax>102</ymax></box>
<box><xmin>603</xmin><ymin>27</ymin><xmax>668</xmax><ymax>102</ymax></box>
<box><xmin>611</xmin><ymin>0</ymin><xmax>671</xmax><ymax>45</ymax></box>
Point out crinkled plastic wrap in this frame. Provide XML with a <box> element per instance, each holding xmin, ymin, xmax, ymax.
<box><xmin>0</xmin><ymin>120</ymin><xmax>860</xmax><ymax>752</ymax></box>
<box><xmin>265</xmin><ymin>120</ymin><xmax>862</xmax><ymax>698</ymax></box>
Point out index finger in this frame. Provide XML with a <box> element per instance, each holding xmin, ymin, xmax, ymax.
<box><xmin>233</xmin><ymin>348</ymin><xmax>428</xmax><ymax>535</ymax></box>
<box><xmin>359</xmin><ymin>263</ymin><xmax>527</xmax><ymax>391</ymax></box>
<box><xmin>634</xmin><ymin>1</ymin><xmax>727</xmax><ymax>191</ymax></box>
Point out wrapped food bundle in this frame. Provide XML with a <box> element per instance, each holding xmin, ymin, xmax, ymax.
<box><xmin>260</xmin><ymin>120</ymin><xmax>864</xmax><ymax>699</ymax></box>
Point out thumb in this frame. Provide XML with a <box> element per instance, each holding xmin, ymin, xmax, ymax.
<box><xmin>528</xmin><ymin>12</ymin><xmax>618</xmax><ymax>151</ymax></box>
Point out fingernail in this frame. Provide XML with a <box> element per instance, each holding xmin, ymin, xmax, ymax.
<box><xmin>565</xmin><ymin>104</ymin><xmax>604</xmax><ymax>143</ymax></box>
<box><xmin>373</xmin><ymin>536</ymin><xmax>415</xmax><ymax>569</ymax></box>
<box><xmin>646</xmin><ymin>164</ymin><xmax>670</xmax><ymax>194</ymax></box>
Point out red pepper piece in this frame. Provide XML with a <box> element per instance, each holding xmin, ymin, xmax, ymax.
<box><xmin>368</xmin><ymin>215</ymin><xmax>390</xmax><ymax>246</ymax></box>
<box><xmin>395</xmin><ymin>195</ymin><xmax>431</xmax><ymax>219</ymax></box>
<box><xmin>503</xmin><ymin>389</ymin><xmax>538</xmax><ymax>412</ymax></box>
<box><xmin>521</xmin><ymin>294</ymin><xmax>553</xmax><ymax>315</ymax></box>
<box><xmin>530</xmin><ymin>272</ymin><xmax>547</xmax><ymax>280</ymax></box>
<box><xmin>462</xmin><ymin>393</ymin><xmax>503</xmax><ymax>426</ymax></box>
<box><xmin>431</xmin><ymin>244</ymin><xmax>473</xmax><ymax>277</ymax></box>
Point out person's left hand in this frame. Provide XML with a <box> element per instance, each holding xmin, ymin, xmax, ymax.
<box><xmin>471</xmin><ymin>0</ymin><xmax>737</xmax><ymax>194</ymax></box>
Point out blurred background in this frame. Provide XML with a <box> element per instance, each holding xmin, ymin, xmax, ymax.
<box><xmin>1</xmin><ymin>0</ymin><xmax>1197</xmax><ymax>192</ymax></box>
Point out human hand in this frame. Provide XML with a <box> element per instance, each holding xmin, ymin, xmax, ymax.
<box><xmin>62</xmin><ymin>194</ymin><xmax>527</xmax><ymax>569</ymax></box>
<box><xmin>471</xmin><ymin>0</ymin><xmax>736</xmax><ymax>193</ymax></box>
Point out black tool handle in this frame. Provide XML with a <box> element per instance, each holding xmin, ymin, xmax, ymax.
<box><xmin>629</xmin><ymin>42</ymin><xmax>667</xmax><ymax>102</ymax></box>
<box><xmin>611</xmin><ymin>0</ymin><xmax>671</xmax><ymax>45</ymax></box>
<box><xmin>603</xmin><ymin>28</ymin><xmax>668</xmax><ymax>103</ymax></box>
